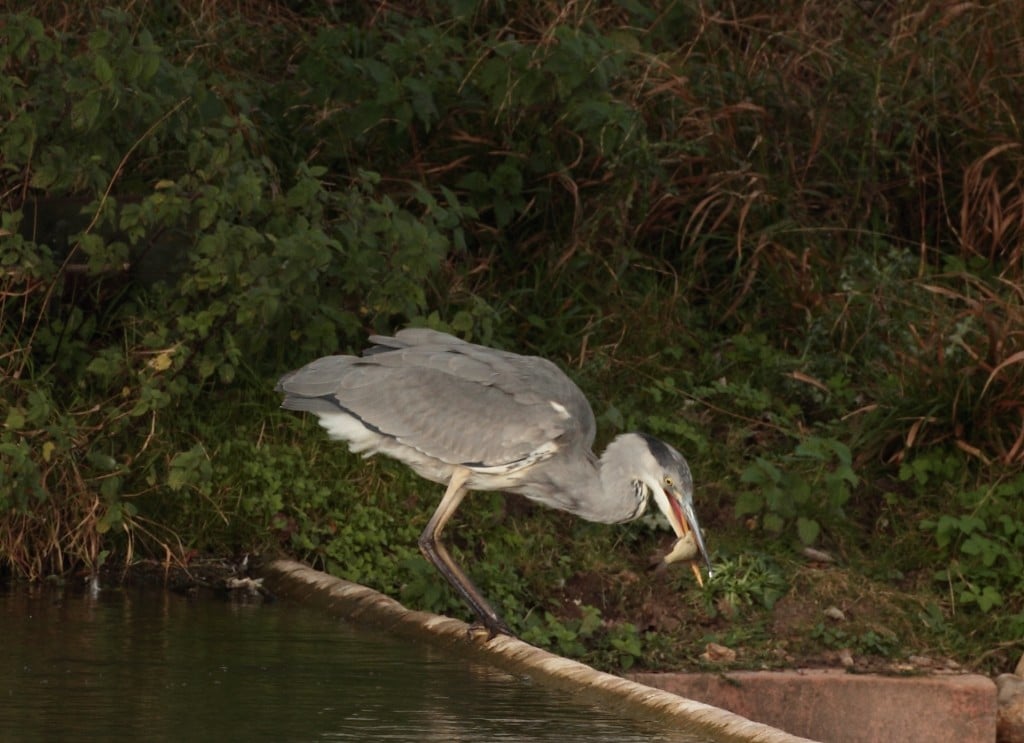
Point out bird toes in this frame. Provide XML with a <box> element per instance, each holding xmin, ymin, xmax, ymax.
<box><xmin>467</xmin><ymin>618</ymin><xmax>514</xmax><ymax>640</ymax></box>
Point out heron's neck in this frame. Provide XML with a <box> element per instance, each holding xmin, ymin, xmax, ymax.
<box><xmin>513</xmin><ymin>434</ymin><xmax>650</xmax><ymax>524</ymax></box>
<box><xmin>593</xmin><ymin>434</ymin><xmax>650</xmax><ymax>524</ymax></box>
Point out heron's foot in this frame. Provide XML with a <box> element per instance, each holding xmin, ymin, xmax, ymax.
<box><xmin>468</xmin><ymin>616</ymin><xmax>514</xmax><ymax>640</ymax></box>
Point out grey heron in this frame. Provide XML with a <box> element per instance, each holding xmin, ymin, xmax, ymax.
<box><xmin>276</xmin><ymin>328</ymin><xmax>711</xmax><ymax>636</ymax></box>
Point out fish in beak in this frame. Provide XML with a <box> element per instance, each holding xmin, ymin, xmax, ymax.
<box><xmin>660</xmin><ymin>490</ymin><xmax>712</xmax><ymax>586</ymax></box>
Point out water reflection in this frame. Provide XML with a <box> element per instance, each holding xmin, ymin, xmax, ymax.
<box><xmin>0</xmin><ymin>582</ymin><xmax>713</xmax><ymax>742</ymax></box>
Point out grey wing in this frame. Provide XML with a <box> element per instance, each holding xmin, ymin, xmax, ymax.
<box><xmin>277</xmin><ymin>330</ymin><xmax>596</xmax><ymax>468</ymax></box>
<box><xmin>364</xmin><ymin>327</ymin><xmax>471</xmax><ymax>355</ymax></box>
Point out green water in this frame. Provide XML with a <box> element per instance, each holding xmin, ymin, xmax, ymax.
<box><xmin>0</xmin><ymin>582</ymin><xmax>716</xmax><ymax>742</ymax></box>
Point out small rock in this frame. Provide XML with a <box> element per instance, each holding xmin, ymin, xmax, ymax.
<box><xmin>823</xmin><ymin>605</ymin><xmax>846</xmax><ymax>622</ymax></box>
<box><xmin>998</xmin><ymin>673</ymin><xmax>1024</xmax><ymax>743</ymax></box>
<box><xmin>700</xmin><ymin>642</ymin><xmax>737</xmax><ymax>663</ymax></box>
<box><xmin>838</xmin><ymin>648</ymin><xmax>855</xmax><ymax>668</ymax></box>
<box><xmin>802</xmin><ymin>547</ymin><xmax>835</xmax><ymax>563</ymax></box>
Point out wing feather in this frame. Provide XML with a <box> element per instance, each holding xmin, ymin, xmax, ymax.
<box><xmin>277</xmin><ymin>330</ymin><xmax>596</xmax><ymax>467</ymax></box>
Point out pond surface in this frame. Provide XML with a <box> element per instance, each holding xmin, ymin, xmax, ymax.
<box><xmin>0</xmin><ymin>581</ymin><xmax>718</xmax><ymax>742</ymax></box>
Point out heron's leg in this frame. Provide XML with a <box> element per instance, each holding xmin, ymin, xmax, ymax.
<box><xmin>418</xmin><ymin>468</ymin><xmax>512</xmax><ymax>637</ymax></box>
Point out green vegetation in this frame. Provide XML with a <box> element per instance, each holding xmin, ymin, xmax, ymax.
<box><xmin>2</xmin><ymin>1</ymin><xmax>1023</xmax><ymax>673</ymax></box>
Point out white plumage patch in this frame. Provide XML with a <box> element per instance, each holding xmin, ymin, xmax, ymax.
<box><xmin>317</xmin><ymin>412</ymin><xmax>381</xmax><ymax>453</ymax></box>
<box><xmin>549</xmin><ymin>400</ymin><xmax>571</xmax><ymax>419</ymax></box>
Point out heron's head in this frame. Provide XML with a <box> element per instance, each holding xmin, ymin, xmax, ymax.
<box><xmin>636</xmin><ymin>434</ymin><xmax>712</xmax><ymax>585</ymax></box>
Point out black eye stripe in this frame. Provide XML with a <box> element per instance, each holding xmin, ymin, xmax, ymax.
<box><xmin>638</xmin><ymin>433</ymin><xmax>675</xmax><ymax>467</ymax></box>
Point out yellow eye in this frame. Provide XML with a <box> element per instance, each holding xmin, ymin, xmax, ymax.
<box><xmin>665</xmin><ymin>476</ymin><xmax>674</xmax><ymax>487</ymax></box>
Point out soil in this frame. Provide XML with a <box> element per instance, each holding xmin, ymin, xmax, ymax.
<box><xmin>550</xmin><ymin>543</ymin><xmax>967</xmax><ymax>675</ymax></box>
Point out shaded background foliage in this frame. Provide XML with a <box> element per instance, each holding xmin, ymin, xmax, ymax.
<box><xmin>2</xmin><ymin>1</ymin><xmax>1023</xmax><ymax>669</ymax></box>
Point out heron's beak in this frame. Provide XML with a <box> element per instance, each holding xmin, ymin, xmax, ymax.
<box><xmin>665</xmin><ymin>492</ymin><xmax>712</xmax><ymax>586</ymax></box>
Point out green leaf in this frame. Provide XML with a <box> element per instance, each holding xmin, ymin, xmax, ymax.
<box><xmin>167</xmin><ymin>446</ymin><xmax>212</xmax><ymax>493</ymax></box>
<box><xmin>797</xmin><ymin>517</ymin><xmax>820</xmax><ymax>545</ymax></box>
<box><xmin>94</xmin><ymin>55</ymin><xmax>114</xmax><ymax>85</ymax></box>
<box><xmin>975</xmin><ymin>586</ymin><xmax>1003</xmax><ymax>612</ymax></box>
<box><xmin>740</xmin><ymin>458</ymin><xmax>780</xmax><ymax>485</ymax></box>
<box><xmin>734</xmin><ymin>489</ymin><xmax>764</xmax><ymax>517</ymax></box>
<box><xmin>71</xmin><ymin>90</ymin><xmax>104</xmax><ymax>131</ymax></box>
<box><xmin>4</xmin><ymin>408</ymin><xmax>26</xmax><ymax>430</ymax></box>
<box><xmin>86</xmin><ymin>450</ymin><xmax>118</xmax><ymax>472</ymax></box>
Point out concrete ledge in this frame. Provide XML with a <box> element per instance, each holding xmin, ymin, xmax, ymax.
<box><xmin>259</xmin><ymin>559</ymin><xmax>815</xmax><ymax>743</ymax></box>
<box><xmin>629</xmin><ymin>669</ymin><xmax>997</xmax><ymax>743</ymax></box>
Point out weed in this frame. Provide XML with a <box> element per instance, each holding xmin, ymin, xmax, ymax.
<box><xmin>703</xmin><ymin>552</ymin><xmax>789</xmax><ymax>617</ymax></box>
<box><xmin>920</xmin><ymin>474</ymin><xmax>1024</xmax><ymax>615</ymax></box>
<box><xmin>810</xmin><ymin>623</ymin><xmax>900</xmax><ymax>658</ymax></box>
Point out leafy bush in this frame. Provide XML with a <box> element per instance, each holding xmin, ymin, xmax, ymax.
<box><xmin>0</xmin><ymin>9</ymin><xmax>461</xmax><ymax>576</ymax></box>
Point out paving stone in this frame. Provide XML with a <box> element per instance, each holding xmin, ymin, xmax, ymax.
<box><xmin>629</xmin><ymin>670</ymin><xmax>996</xmax><ymax>743</ymax></box>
